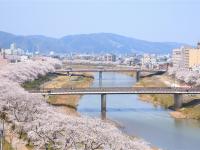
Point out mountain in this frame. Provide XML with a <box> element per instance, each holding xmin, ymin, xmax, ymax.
<box><xmin>0</xmin><ymin>31</ymin><xmax>186</xmax><ymax>54</ymax></box>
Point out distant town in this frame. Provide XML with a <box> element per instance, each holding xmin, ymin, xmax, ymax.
<box><xmin>1</xmin><ymin>42</ymin><xmax>200</xmax><ymax>72</ymax></box>
<box><xmin>0</xmin><ymin>42</ymin><xmax>171</xmax><ymax>70</ymax></box>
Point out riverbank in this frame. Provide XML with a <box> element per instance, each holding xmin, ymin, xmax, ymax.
<box><xmin>21</xmin><ymin>72</ymin><xmax>94</xmax><ymax>115</ymax></box>
<box><xmin>134</xmin><ymin>75</ymin><xmax>173</xmax><ymax>108</ymax></box>
<box><xmin>22</xmin><ymin>73</ymin><xmax>57</xmax><ymax>90</ymax></box>
<box><xmin>134</xmin><ymin>74</ymin><xmax>200</xmax><ymax>120</ymax></box>
<box><xmin>42</xmin><ymin>73</ymin><xmax>94</xmax><ymax>115</ymax></box>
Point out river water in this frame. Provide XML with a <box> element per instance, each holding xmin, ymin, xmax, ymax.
<box><xmin>77</xmin><ymin>72</ymin><xmax>200</xmax><ymax>150</ymax></box>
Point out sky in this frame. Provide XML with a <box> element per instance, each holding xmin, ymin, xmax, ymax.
<box><xmin>0</xmin><ymin>0</ymin><xmax>200</xmax><ymax>45</ymax></box>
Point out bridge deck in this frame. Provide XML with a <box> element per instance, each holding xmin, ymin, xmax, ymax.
<box><xmin>29</xmin><ymin>87</ymin><xmax>200</xmax><ymax>95</ymax></box>
<box><xmin>56</xmin><ymin>69</ymin><xmax>166</xmax><ymax>73</ymax></box>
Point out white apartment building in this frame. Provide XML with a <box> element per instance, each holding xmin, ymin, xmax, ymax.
<box><xmin>104</xmin><ymin>53</ymin><xmax>116</xmax><ymax>62</ymax></box>
<box><xmin>0</xmin><ymin>43</ymin><xmax>30</xmax><ymax>63</ymax></box>
<box><xmin>2</xmin><ymin>43</ymin><xmax>24</xmax><ymax>55</ymax></box>
<box><xmin>141</xmin><ymin>54</ymin><xmax>157</xmax><ymax>69</ymax></box>
<box><xmin>172</xmin><ymin>47</ymin><xmax>184</xmax><ymax>68</ymax></box>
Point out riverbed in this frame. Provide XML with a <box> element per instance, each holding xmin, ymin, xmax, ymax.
<box><xmin>77</xmin><ymin>72</ymin><xmax>200</xmax><ymax>150</ymax></box>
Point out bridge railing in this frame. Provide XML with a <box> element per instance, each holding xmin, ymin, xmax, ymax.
<box><xmin>28</xmin><ymin>86</ymin><xmax>200</xmax><ymax>93</ymax></box>
<box><xmin>56</xmin><ymin>69</ymin><xmax>167</xmax><ymax>72</ymax></box>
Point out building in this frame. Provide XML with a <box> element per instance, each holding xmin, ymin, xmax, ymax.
<box><xmin>172</xmin><ymin>43</ymin><xmax>200</xmax><ymax>69</ymax></box>
<box><xmin>74</xmin><ymin>54</ymin><xmax>94</xmax><ymax>60</ymax></box>
<box><xmin>184</xmin><ymin>44</ymin><xmax>200</xmax><ymax>68</ymax></box>
<box><xmin>20</xmin><ymin>55</ymin><xmax>29</xmax><ymax>62</ymax></box>
<box><xmin>141</xmin><ymin>54</ymin><xmax>157</xmax><ymax>69</ymax></box>
<box><xmin>172</xmin><ymin>48</ymin><xmax>184</xmax><ymax>68</ymax></box>
<box><xmin>0</xmin><ymin>43</ymin><xmax>31</xmax><ymax>63</ymax></box>
<box><xmin>104</xmin><ymin>53</ymin><xmax>116</xmax><ymax>62</ymax></box>
<box><xmin>142</xmin><ymin>54</ymin><xmax>157</xmax><ymax>64</ymax></box>
<box><xmin>3</xmin><ymin>43</ymin><xmax>24</xmax><ymax>55</ymax></box>
<box><xmin>123</xmin><ymin>57</ymin><xmax>141</xmax><ymax>66</ymax></box>
<box><xmin>10</xmin><ymin>43</ymin><xmax>17</xmax><ymax>50</ymax></box>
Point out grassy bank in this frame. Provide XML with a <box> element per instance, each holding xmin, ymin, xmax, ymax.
<box><xmin>122</xmin><ymin>72</ymin><xmax>136</xmax><ymax>77</ymax></box>
<box><xmin>180</xmin><ymin>105</ymin><xmax>200</xmax><ymax>120</ymax></box>
<box><xmin>22</xmin><ymin>71</ymin><xmax>93</xmax><ymax>115</ymax></box>
<box><xmin>135</xmin><ymin>74</ymin><xmax>200</xmax><ymax>120</ymax></box>
<box><xmin>3</xmin><ymin>140</ymin><xmax>13</xmax><ymax>150</ymax></box>
<box><xmin>22</xmin><ymin>73</ymin><xmax>57</xmax><ymax>90</ymax></box>
<box><xmin>134</xmin><ymin>75</ymin><xmax>174</xmax><ymax>108</ymax></box>
<box><xmin>43</xmin><ymin>73</ymin><xmax>93</xmax><ymax>114</ymax></box>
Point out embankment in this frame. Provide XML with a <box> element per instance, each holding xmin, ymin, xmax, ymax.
<box><xmin>134</xmin><ymin>75</ymin><xmax>174</xmax><ymax>108</ymax></box>
<box><xmin>22</xmin><ymin>72</ymin><xmax>94</xmax><ymax>115</ymax></box>
<box><xmin>43</xmin><ymin>73</ymin><xmax>94</xmax><ymax>115</ymax></box>
<box><xmin>134</xmin><ymin>74</ymin><xmax>200</xmax><ymax>120</ymax></box>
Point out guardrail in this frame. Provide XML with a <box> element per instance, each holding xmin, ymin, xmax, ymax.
<box><xmin>28</xmin><ymin>87</ymin><xmax>200</xmax><ymax>95</ymax></box>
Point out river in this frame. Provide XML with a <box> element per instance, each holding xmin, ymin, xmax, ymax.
<box><xmin>77</xmin><ymin>72</ymin><xmax>200</xmax><ymax>150</ymax></box>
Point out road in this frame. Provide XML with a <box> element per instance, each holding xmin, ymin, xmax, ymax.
<box><xmin>29</xmin><ymin>87</ymin><xmax>200</xmax><ymax>95</ymax></box>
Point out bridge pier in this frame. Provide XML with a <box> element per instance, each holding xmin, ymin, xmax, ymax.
<box><xmin>101</xmin><ymin>94</ymin><xmax>106</xmax><ymax>112</ymax></box>
<box><xmin>99</xmin><ymin>71</ymin><xmax>103</xmax><ymax>87</ymax></box>
<box><xmin>101</xmin><ymin>110</ymin><xmax>106</xmax><ymax>120</ymax></box>
<box><xmin>174</xmin><ymin>94</ymin><xmax>183</xmax><ymax>109</ymax></box>
<box><xmin>136</xmin><ymin>71</ymin><xmax>140</xmax><ymax>82</ymax></box>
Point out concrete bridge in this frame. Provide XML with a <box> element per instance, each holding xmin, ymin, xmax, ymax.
<box><xmin>29</xmin><ymin>87</ymin><xmax>200</xmax><ymax>112</ymax></box>
<box><xmin>55</xmin><ymin>68</ymin><xmax>166</xmax><ymax>84</ymax></box>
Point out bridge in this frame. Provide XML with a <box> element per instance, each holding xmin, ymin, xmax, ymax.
<box><xmin>29</xmin><ymin>87</ymin><xmax>200</xmax><ymax>112</ymax></box>
<box><xmin>55</xmin><ymin>68</ymin><xmax>166</xmax><ymax>84</ymax></box>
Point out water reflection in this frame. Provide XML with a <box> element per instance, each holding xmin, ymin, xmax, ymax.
<box><xmin>174</xmin><ymin>118</ymin><xmax>200</xmax><ymax>129</ymax></box>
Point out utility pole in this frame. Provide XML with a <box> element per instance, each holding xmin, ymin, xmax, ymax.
<box><xmin>0</xmin><ymin>127</ymin><xmax>3</xmax><ymax>150</ymax></box>
<box><xmin>45</xmin><ymin>143</ymin><xmax>48</xmax><ymax>150</ymax></box>
<box><xmin>0</xmin><ymin>113</ymin><xmax>6</xmax><ymax>150</ymax></box>
<box><xmin>174</xmin><ymin>74</ymin><xmax>176</xmax><ymax>88</ymax></box>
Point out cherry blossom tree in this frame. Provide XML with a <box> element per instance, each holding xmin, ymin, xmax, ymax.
<box><xmin>168</xmin><ymin>66</ymin><xmax>200</xmax><ymax>86</ymax></box>
<box><xmin>0</xmin><ymin>57</ymin><xmax>151</xmax><ymax>150</ymax></box>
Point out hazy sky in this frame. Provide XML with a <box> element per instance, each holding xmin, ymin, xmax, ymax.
<box><xmin>0</xmin><ymin>0</ymin><xmax>200</xmax><ymax>44</ymax></box>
